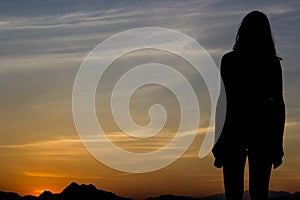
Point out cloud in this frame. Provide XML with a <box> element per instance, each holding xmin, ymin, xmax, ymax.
<box><xmin>0</xmin><ymin>138</ymin><xmax>80</xmax><ymax>149</ymax></box>
<box><xmin>23</xmin><ymin>171</ymin><xmax>73</xmax><ymax>178</ymax></box>
<box><xmin>23</xmin><ymin>171</ymin><xmax>103</xmax><ymax>179</ymax></box>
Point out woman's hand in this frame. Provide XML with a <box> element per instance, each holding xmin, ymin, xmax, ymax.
<box><xmin>214</xmin><ymin>158</ymin><xmax>223</xmax><ymax>168</ymax></box>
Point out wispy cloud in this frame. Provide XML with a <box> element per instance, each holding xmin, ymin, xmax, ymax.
<box><xmin>23</xmin><ymin>171</ymin><xmax>102</xmax><ymax>179</ymax></box>
<box><xmin>0</xmin><ymin>138</ymin><xmax>80</xmax><ymax>149</ymax></box>
<box><xmin>24</xmin><ymin>171</ymin><xmax>73</xmax><ymax>178</ymax></box>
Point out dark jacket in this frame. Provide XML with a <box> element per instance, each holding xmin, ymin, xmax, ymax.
<box><xmin>212</xmin><ymin>50</ymin><xmax>286</xmax><ymax>168</ymax></box>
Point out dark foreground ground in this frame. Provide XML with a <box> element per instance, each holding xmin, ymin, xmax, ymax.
<box><xmin>0</xmin><ymin>182</ymin><xmax>299</xmax><ymax>200</ymax></box>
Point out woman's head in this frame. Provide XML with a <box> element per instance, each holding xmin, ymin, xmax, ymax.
<box><xmin>233</xmin><ymin>10</ymin><xmax>278</xmax><ymax>58</ymax></box>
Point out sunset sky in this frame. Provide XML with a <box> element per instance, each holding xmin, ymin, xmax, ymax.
<box><xmin>0</xmin><ymin>0</ymin><xmax>299</xmax><ymax>199</ymax></box>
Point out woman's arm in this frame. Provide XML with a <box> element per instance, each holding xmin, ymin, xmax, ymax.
<box><xmin>212</xmin><ymin>54</ymin><xmax>229</xmax><ymax>168</ymax></box>
<box><xmin>271</xmin><ymin>59</ymin><xmax>286</xmax><ymax>169</ymax></box>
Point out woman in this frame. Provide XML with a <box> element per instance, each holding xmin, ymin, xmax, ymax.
<box><xmin>212</xmin><ymin>11</ymin><xmax>286</xmax><ymax>200</ymax></box>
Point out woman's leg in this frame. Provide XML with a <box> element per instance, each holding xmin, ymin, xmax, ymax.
<box><xmin>223</xmin><ymin>149</ymin><xmax>247</xmax><ymax>200</ymax></box>
<box><xmin>248</xmin><ymin>150</ymin><xmax>272</xmax><ymax>200</ymax></box>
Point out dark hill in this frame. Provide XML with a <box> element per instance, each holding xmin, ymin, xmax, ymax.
<box><xmin>147</xmin><ymin>191</ymin><xmax>300</xmax><ymax>200</ymax></box>
<box><xmin>0</xmin><ymin>182</ymin><xmax>133</xmax><ymax>200</ymax></box>
<box><xmin>60</xmin><ymin>182</ymin><xmax>132</xmax><ymax>200</ymax></box>
<box><xmin>0</xmin><ymin>182</ymin><xmax>299</xmax><ymax>200</ymax></box>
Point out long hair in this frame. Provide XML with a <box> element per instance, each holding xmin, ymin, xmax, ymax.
<box><xmin>233</xmin><ymin>11</ymin><xmax>281</xmax><ymax>59</ymax></box>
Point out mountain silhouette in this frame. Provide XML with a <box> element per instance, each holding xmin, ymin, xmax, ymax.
<box><xmin>0</xmin><ymin>182</ymin><xmax>299</xmax><ymax>200</ymax></box>
<box><xmin>60</xmin><ymin>182</ymin><xmax>132</xmax><ymax>200</ymax></box>
<box><xmin>147</xmin><ymin>191</ymin><xmax>300</xmax><ymax>200</ymax></box>
<box><xmin>0</xmin><ymin>182</ymin><xmax>133</xmax><ymax>200</ymax></box>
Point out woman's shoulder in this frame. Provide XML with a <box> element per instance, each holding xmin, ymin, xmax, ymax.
<box><xmin>221</xmin><ymin>50</ymin><xmax>239</xmax><ymax>60</ymax></box>
<box><xmin>222</xmin><ymin>50</ymin><xmax>282</xmax><ymax>62</ymax></box>
<box><xmin>220</xmin><ymin>50</ymin><xmax>239</xmax><ymax>66</ymax></box>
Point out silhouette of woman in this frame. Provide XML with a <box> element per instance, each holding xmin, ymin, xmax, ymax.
<box><xmin>212</xmin><ymin>11</ymin><xmax>286</xmax><ymax>200</ymax></box>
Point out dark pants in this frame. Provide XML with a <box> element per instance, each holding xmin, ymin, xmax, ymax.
<box><xmin>223</xmin><ymin>148</ymin><xmax>272</xmax><ymax>200</ymax></box>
